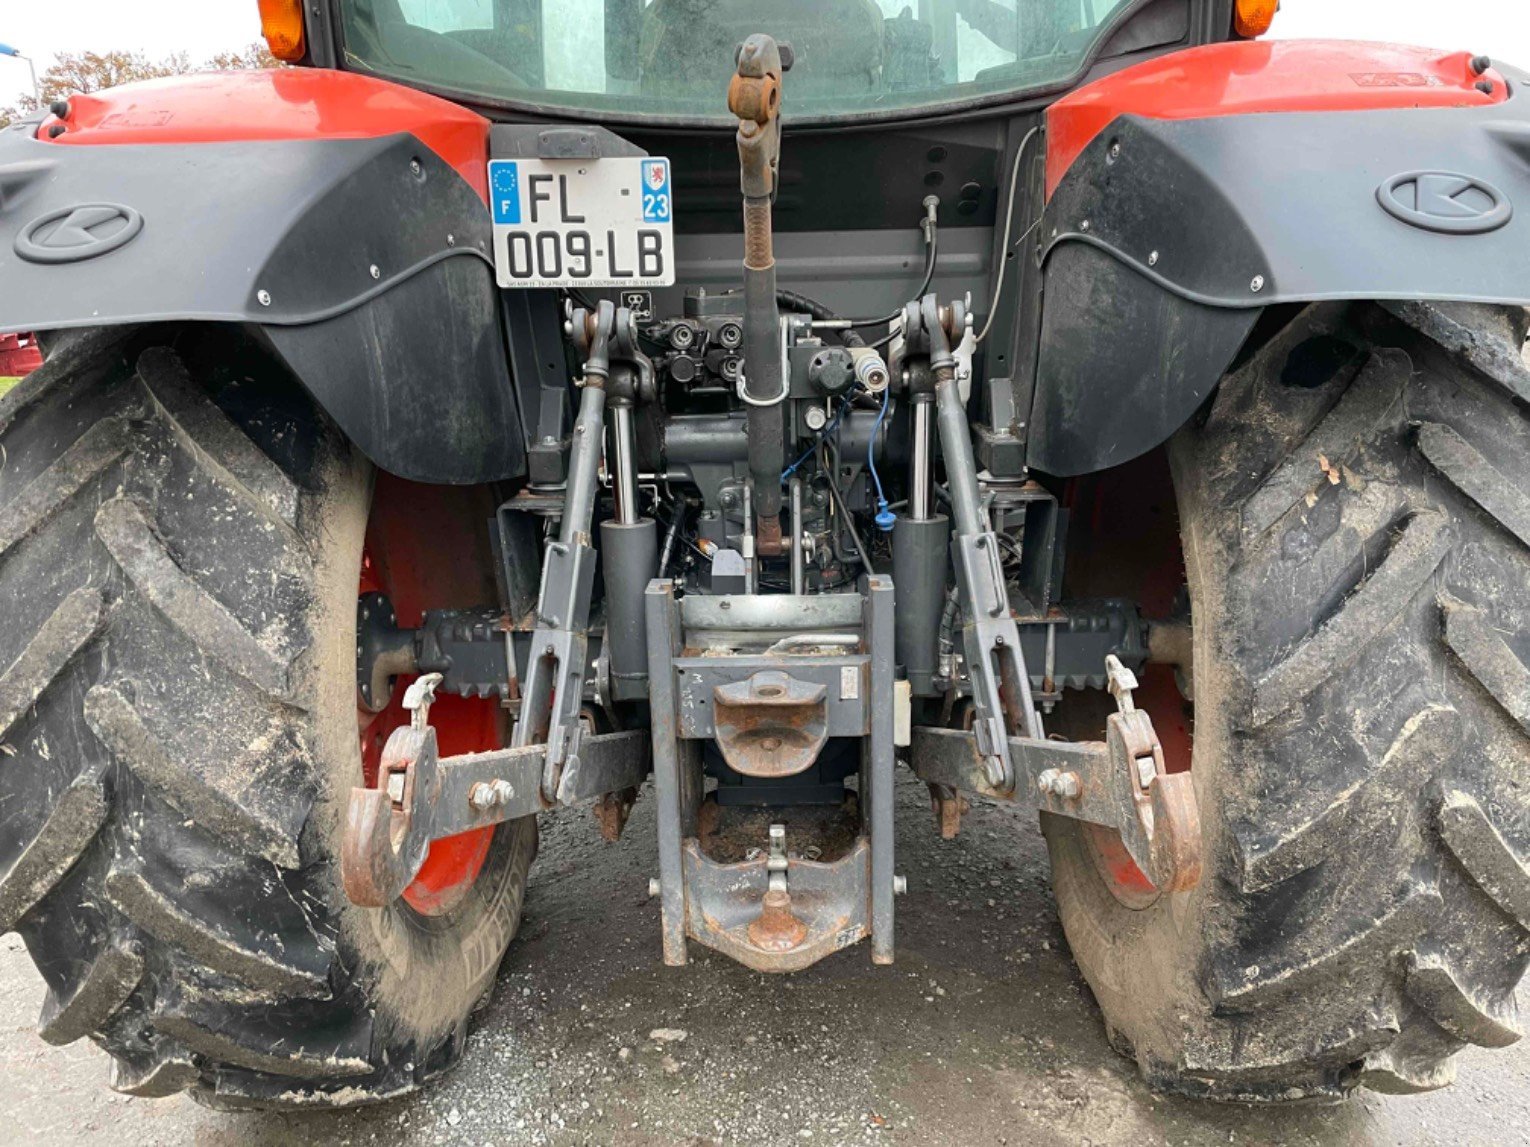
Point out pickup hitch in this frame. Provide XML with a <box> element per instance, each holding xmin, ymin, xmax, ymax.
<box><xmin>911</xmin><ymin>656</ymin><xmax>1202</xmax><ymax>892</ymax></box>
<box><xmin>342</xmin><ymin>674</ymin><xmax>648</xmax><ymax>907</ymax></box>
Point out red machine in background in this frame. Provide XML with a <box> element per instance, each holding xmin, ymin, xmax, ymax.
<box><xmin>0</xmin><ymin>332</ymin><xmax>42</xmax><ymax>376</ymax></box>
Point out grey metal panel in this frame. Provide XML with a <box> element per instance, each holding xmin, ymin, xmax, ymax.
<box><xmin>0</xmin><ymin>131</ymin><xmax>492</xmax><ymax>331</ymax></box>
<box><xmin>661</xmin><ymin>226</ymin><xmax>994</xmax><ymax>323</ymax></box>
<box><xmin>0</xmin><ymin>127</ymin><xmax>525</xmax><ymax>484</ymax></box>
<box><xmin>679</xmin><ymin>592</ymin><xmax>865</xmax><ymax>633</ymax></box>
<box><xmin>672</xmin><ymin>656</ymin><xmax>870</xmax><ymax>739</ymax></box>
<box><xmin>1042</xmin><ymin>89</ymin><xmax>1530</xmax><ymax>311</ymax></box>
<box><xmin>1031</xmin><ymin>80</ymin><xmax>1530</xmax><ymax>476</ymax></box>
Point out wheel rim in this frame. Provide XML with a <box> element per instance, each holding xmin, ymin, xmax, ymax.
<box><xmin>357</xmin><ymin>476</ymin><xmax>504</xmax><ymax>917</ymax></box>
<box><xmin>1059</xmin><ymin>456</ymin><xmax>1195</xmax><ymax>908</ymax></box>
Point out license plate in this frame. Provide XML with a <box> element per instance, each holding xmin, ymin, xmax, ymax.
<box><xmin>488</xmin><ymin>156</ymin><xmax>675</xmax><ymax>289</ymax></box>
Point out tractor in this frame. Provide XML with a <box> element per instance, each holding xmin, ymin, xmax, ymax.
<box><xmin>0</xmin><ymin>0</ymin><xmax>1525</xmax><ymax>1110</ymax></box>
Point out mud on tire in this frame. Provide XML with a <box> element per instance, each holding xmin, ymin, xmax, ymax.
<box><xmin>1044</xmin><ymin>301</ymin><xmax>1530</xmax><ymax>1100</ymax></box>
<box><xmin>0</xmin><ymin>328</ymin><xmax>535</xmax><ymax>1109</ymax></box>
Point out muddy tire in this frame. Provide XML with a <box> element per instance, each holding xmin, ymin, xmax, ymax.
<box><xmin>0</xmin><ymin>328</ymin><xmax>535</xmax><ymax>1108</ymax></box>
<box><xmin>1043</xmin><ymin>301</ymin><xmax>1530</xmax><ymax>1100</ymax></box>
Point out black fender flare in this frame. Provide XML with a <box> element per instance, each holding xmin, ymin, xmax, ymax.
<box><xmin>1029</xmin><ymin>69</ymin><xmax>1530</xmax><ymax>476</ymax></box>
<box><xmin>0</xmin><ymin>124</ymin><xmax>524</xmax><ymax>484</ymax></box>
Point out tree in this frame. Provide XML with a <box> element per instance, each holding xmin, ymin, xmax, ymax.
<box><xmin>204</xmin><ymin>42</ymin><xmax>280</xmax><ymax>72</ymax></box>
<box><xmin>0</xmin><ymin>42</ymin><xmax>279</xmax><ymax>128</ymax></box>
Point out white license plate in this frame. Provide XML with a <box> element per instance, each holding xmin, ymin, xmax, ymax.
<box><xmin>488</xmin><ymin>156</ymin><xmax>675</xmax><ymax>289</ymax></box>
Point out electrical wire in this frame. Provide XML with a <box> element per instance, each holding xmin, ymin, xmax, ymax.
<box><xmin>821</xmin><ymin>441</ymin><xmax>876</xmax><ymax>576</ymax></box>
<box><xmin>867</xmin><ymin>385</ymin><xmax>895</xmax><ymax>531</ymax></box>
<box><xmin>844</xmin><ymin>229</ymin><xmax>939</xmax><ymax>329</ymax></box>
<box><xmin>780</xmin><ymin>207</ymin><xmax>939</xmax><ymax>333</ymax></box>
<box><xmin>782</xmin><ymin>394</ymin><xmax>852</xmax><ymax>482</ymax></box>
<box><xmin>975</xmin><ymin>124</ymin><xmax>1040</xmax><ymax>346</ymax></box>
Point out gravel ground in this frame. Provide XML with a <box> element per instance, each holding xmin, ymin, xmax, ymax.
<box><xmin>5</xmin><ymin>772</ymin><xmax>1527</xmax><ymax>1146</ymax></box>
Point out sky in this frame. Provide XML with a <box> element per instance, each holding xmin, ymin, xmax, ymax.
<box><xmin>1</xmin><ymin>0</ymin><xmax>1527</xmax><ymax>104</ymax></box>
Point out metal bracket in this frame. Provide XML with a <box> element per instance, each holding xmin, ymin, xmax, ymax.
<box><xmin>908</xmin><ymin>656</ymin><xmax>1202</xmax><ymax>892</ymax></box>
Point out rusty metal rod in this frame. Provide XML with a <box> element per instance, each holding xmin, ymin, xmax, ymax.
<box><xmin>732</xmin><ymin>34</ymin><xmax>787</xmax><ymax>556</ymax></box>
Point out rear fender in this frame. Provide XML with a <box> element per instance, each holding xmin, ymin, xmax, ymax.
<box><xmin>0</xmin><ymin>70</ymin><xmax>524</xmax><ymax>484</ymax></box>
<box><xmin>1030</xmin><ymin>40</ymin><xmax>1530</xmax><ymax>476</ymax></box>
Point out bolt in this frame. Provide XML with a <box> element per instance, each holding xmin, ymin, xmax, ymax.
<box><xmin>804</xmin><ymin>405</ymin><xmax>828</xmax><ymax>431</ymax></box>
<box><xmin>1148</xmin><ymin>250</ymin><xmax>1159</xmax><ymax>267</ymax></box>
<box><xmin>648</xmin><ymin>878</ymin><xmax>661</xmax><ymax>897</ymax></box>
<box><xmin>491</xmin><ymin>779</ymin><xmax>515</xmax><ymax>805</ymax></box>
<box><xmin>1250</xmin><ymin>274</ymin><xmax>1265</xmax><ymax>293</ymax></box>
<box><xmin>1054</xmin><ymin>771</ymin><xmax>1082</xmax><ymax>800</ymax></box>
<box><xmin>257</xmin><ymin>289</ymin><xmax>272</xmax><ymax>307</ymax></box>
<box><xmin>469</xmin><ymin>783</ymin><xmax>498</xmax><ymax>811</ymax></box>
<box><xmin>720</xmin><ymin>490</ymin><xmax>738</xmax><ymax>509</ymax></box>
<box><xmin>370</xmin><ymin>264</ymin><xmax>382</xmax><ymax>280</ymax></box>
<box><xmin>1080</xmin><ymin>219</ymin><xmax>1090</xmax><ymax>232</ymax></box>
<box><xmin>1108</xmin><ymin>141</ymin><xmax>1121</xmax><ymax>160</ymax></box>
<box><xmin>447</xmin><ymin>233</ymin><xmax>456</xmax><ymax>247</ymax></box>
<box><xmin>893</xmin><ymin>875</ymin><xmax>908</xmax><ymax>895</ymax></box>
<box><xmin>1037</xmin><ymin>768</ymin><xmax>1060</xmax><ymax>795</ymax></box>
<box><xmin>410</xmin><ymin>158</ymin><xmax>423</xmax><ymax>176</ymax></box>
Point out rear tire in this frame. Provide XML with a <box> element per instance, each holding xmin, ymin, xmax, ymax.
<box><xmin>0</xmin><ymin>328</ymin><xmax>534</xmax><ymax>1108</ymax></box>
<box><xmin>1044</xmin><ymin>301</ymin><xmax>1530</xmax><ymax>1100</ymax></box>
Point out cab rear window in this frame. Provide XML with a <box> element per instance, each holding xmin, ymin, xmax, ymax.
<box><xmin>340</xmin><ymin>0</ymin><xmax>1142</xmax><ymax>123</ymax></box>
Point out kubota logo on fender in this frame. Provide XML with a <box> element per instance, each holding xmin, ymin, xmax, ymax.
<box><xmin>1377</xmin><ymin>171</ymin><xmax>1511</xmax><ymax>235</ymax></box>
<box><xmin>15</xmin><ymin>203</ymin><xmax>143</xmax><ymax>264</ymax></box>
